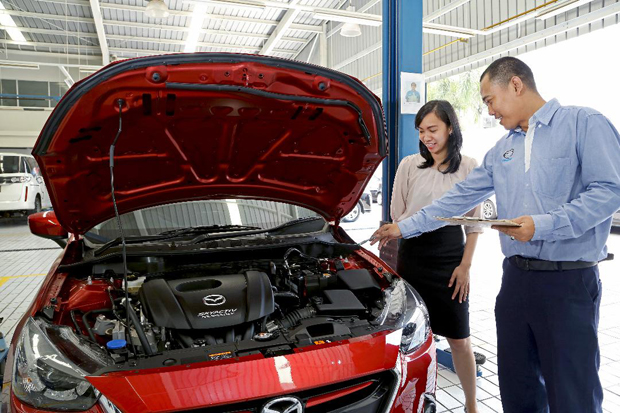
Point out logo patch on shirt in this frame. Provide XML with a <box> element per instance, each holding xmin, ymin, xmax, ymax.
<box><xmin>502</xmin><ymin>148</ymin><xmax>514</xmax><ymax>162</ymax></box>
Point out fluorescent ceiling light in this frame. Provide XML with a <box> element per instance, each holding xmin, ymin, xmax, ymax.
<box><xmin>0</xmin><ymin>3</ymin><xmax>27</xmax><ymax>43</ymax></box>
<box><xmin>184</xmin><ymin>2</ymin><xmax>208</xmax><ymax>53</ymax></box>
<box><xmin>340</xmin><ymin>6</ymin><xmax>361</xmax><ymax>37</ymax></box>
<box><xmin>0</xmin><ymin>62</ymin><xmax>39</xmax><ymax>69</ymax></box>
<box><xmin>423</xmin><ymin>28</ymin><xmax>475</xmax><ymax>38</ymax></box>
<box><xmin>312</xmin><ymin>8</ymin><xmax>382</xmax><ymax>27</ymax></box>
<box><xmin>340</xmin><ymin>21</ymin><xmax>362</xmax><ymax>37</ymax></box>
<box><xmin>145</xmin><ymin>0</ymin><xmax>170</xmax><ymax>18</ymax></box>
<box><xmin>79</xmin><ymin>66</ymin><xmax>101</xmax><ymax>74</ymax></box>
<box><xmin>424</xmin><ymin>22</ymin><xmax>485</xmax><ymax>37</ymax></box>
<box><xmin>536</xmin><ymin>0</ymin><xmax>591</xmax><ymax>20</ymax></box>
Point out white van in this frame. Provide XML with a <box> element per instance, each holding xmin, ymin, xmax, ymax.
<box><xmin>0</xmin><ymin>152</ymin><xmax>52</xmax><ymax>216</ymax></box>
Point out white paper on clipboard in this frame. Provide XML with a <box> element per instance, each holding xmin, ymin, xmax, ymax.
<box><xmin>435</xmin><ymin>216</ymin><xmax>522</xmax><ymax>227</ymax></box>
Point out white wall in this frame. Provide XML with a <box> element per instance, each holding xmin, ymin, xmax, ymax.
<box><xmin>0</xmin><ymin>108</ymin><xmax>51</xmax><ymax>149</ymax></box>
<box><xmin>0</xmin><ymin>48</ymin><xmax>102</xmax><ymax>83</ymax></box>
<box><xmin>0</xmin><ymin>66</ymin><xmax>68</xmax><ymax>83</ymax></box>
<box><xmin>461</xmin><ymin>22</ymin><xmax>620</xmax><ymax>166</ymax></box>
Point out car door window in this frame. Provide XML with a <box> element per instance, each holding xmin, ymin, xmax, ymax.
<box><xmin>22</xmin><ymin>157</ymin><xmax>31</xmax><ymax>174</ymax></box>
<box><xmin>25</xmin><ymin>158</ymin><xmax>39</xmax><ymax>175</ymax></box>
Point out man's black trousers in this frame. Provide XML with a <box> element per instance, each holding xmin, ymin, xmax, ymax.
<box><xmin>495</xmin><ymin>258</ymin><xmax>603</xmax><ymax>413</ymax></box>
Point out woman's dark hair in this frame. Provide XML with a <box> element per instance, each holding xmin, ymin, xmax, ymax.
<box><xmin>415</xmin><ymin>100</ymin><xmax>463</xmax><ymax>174</ymax></box>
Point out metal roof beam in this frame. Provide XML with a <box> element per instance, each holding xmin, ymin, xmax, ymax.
<box><xmin>47</xmin><ymin>0</ymin><xmax>322</xmax><ymax>32</ymax></box>
<box><xmin>103</xmin><ymin>20</ymin><xmax>312</xmax><ymax>42</ymax></box>
<box><xmin>425</xmin><ymin>1</ymin><xmax>620</xmax><ymax>80</ymax></box>
<box><xmin>0</xmin><ymin>9</ymin><xmax>90</xmax><ymax>23</ymax></box>
<box><xmin>105</xmin><ymin>35</ymin><xmax>298</xmax><ymax>52</ymax></box>
<box><xmin>0</xmin><ymin>39</ymin><xmax>297</xmax><ymax>55</ymax></box>
<box><xmin>0</xmin><ymin>24</ymin><xmax>306</xmax><ymax>46</ymax></box>
<box><xmin>44</xmin><ymin>0</ymin><xmax>382</xmax><ymax>23</ymax></box>
<box><xmin>260</xmin><ymin>0</ymin><xmax>300</xmax><ymax>55</ymax></box>
<box><xmin>59</xmin><ymin>66</ymin><xmax>75</xmax><ymax>87</ymax></box>
<box><xmin>333</xmin><ymin>41</ymin><xmax>381</xmax><ymax>70</ymax></box>
<box><xmin>0</xmin><ymin>49</ymin><xmax>101</xmax><ymax>65</ymax></box>
<box><xmin>423</xmin><ymin>0</ymin><xmax>471</xmax><ymax>23</ymax></box>
<box><xmin>0</xmin><ymin>25</ymin><xmax>99</xmax><ymax>43</ymax></box>
<box><xmin>89</xmin><ymin>0</ymin><xmax>109</xmax><ymax>65</ymax></box>
<box><xmin>191</xmin><ymin>0</ymin><xmax>382</xmax><ymax>23</ymax></box>
<box><xmin>0</xmin><ymin>9</ymin><xmax>321</xmax><ymax>33</ymax></box>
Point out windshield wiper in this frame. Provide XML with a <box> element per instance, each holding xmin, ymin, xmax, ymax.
<box><xmin>157</xmin><ymin>224</ymin><xmax>261</xmax><ymax>237</ymax></box>
<box><xmin>93</xmin><ymin>225</ymin><xmax>261</xmax><ymax>256</ymax></box>
<box><xmin>189</xmin><ymin>216</ymin><xmax>324</xmax><ymax>244</ymax></box>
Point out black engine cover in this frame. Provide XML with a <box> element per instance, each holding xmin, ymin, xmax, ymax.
<box><xmin>139</xmin><ymin>271</ymin><xmax>274</xmax><ymax>330</ymax></box>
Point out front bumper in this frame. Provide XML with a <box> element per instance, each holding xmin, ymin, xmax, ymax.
<box><xmin>3</xmin><ymin>331</ymin><xmax>436</xmax><ymax>413</ymax></box>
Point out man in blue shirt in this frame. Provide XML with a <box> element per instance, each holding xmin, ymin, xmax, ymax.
<box><xmin>372</xmin><ymin>57</ymin><xmax>620</xmax><ymax>413</ymax></box>
<box><xmin>405</xmin><ymin>82</ymin><xmax>421</xmax><ymax>103</ymax></box>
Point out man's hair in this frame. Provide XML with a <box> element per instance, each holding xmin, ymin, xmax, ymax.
<box><xmin>480</xmin><ymin>56</ymin><xmax>537</xmax><ymax>92</ymax></box>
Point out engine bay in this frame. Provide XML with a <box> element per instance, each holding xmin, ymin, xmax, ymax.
<box><xmin>49</xmin><ymin>243</ymin><xmax>395</xmax><ymax>367</ymax></box>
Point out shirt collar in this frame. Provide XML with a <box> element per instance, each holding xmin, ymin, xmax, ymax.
<box><xmin>505</xmin><ymin>98</ymin><xmax>561</xmax><ymax>139</ymax></box>
<box><xmin>532</xmin><ymin>98</ymin><xmax>561</xmax><ymax>126</ymax></box>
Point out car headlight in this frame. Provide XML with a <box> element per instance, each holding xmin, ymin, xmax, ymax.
<box><xmin>376</xmin><ymin>278</ymin><xmax>430</xmax><ymax>354</ymax></box>
<box><xmin>12</xmin><ymin>318</ymin><xmax>111</xmax><ymax>411</ymax></box>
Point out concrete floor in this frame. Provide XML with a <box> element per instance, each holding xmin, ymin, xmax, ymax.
<box><xmin>2</xmin><ymin>210</ymin><xmax>620</xmax><ymax>413</ymax></box>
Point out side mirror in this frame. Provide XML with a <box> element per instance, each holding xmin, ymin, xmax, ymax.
<box><xmin>28</xmin><ymin>211</ymin><xmax>68</xmax><ymax>248</ymax></box>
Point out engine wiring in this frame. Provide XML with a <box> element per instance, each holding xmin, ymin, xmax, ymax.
<box><xmin>109</xmin><ymin>99</ymin><xmax>133</xmax><ymax>355</ymax></box>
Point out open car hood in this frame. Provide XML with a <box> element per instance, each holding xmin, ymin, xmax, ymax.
<box><xmin>33</xmin><ymin>54</ymin><xmax>387</xmax><ymax>234</ymax></box>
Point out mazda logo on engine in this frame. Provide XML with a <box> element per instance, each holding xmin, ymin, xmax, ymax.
<box><xmin>262</xmin><ymin>397</ymin><xmax>304</xmax><ymax>413</ymax></box>
<box><xmin>203</xmin><ymin>294</ymin><xmax>226</xmax><ymax>306</ymax></box>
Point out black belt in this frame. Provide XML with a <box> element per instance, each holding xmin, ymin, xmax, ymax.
<box><xmin>509</xmin><ymin>255</ymin><xmax>598</xmax><ymax>271</ymax></box>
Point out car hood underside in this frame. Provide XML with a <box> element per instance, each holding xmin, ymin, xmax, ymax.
<box><xmin>33</xmin><ymin>54</ymin><xmax>386</xmax><ymax>234</ymax></box>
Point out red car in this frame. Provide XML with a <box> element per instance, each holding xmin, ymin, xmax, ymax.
<box><xmin>0</xmin><ymin>54</ymin><xmax>437</xmax><ymax>413</ymax></box>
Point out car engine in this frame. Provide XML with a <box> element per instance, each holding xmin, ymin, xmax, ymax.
<box><xmin>66</xmin><ymin>246</ymin><xmax>387</xmax><ymax>361</ymax></box>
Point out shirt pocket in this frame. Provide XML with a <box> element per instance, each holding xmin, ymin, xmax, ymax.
<box><xmin>533</xmin><ymin>157</ymin><xmax>573</xmax><ymax>199</ymax></box>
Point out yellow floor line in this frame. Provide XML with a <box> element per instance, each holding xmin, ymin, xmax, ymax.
<box><xmin>0</xmin><ymin>273</ymin><xmax>46</xmax><ymax>289</ymax></box>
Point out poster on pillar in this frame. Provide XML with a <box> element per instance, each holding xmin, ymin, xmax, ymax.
<box><xmin>400</xmin><ymin>72</ymin><xmax>425</xmax><ymax>114</ymax></box>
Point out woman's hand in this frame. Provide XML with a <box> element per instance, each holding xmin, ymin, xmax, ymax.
<box><xmin>449</xmin><ymin>263</ymin><xmax>471</xmax><ymax>303</ymax></box>
<box><xmin>370</xmin><ymin>223</ymin><xmax>403</xmax><ymax>250</ymax></box>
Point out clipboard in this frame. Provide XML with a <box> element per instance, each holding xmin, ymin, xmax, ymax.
<box><xmin>435</xmin><ymin>216</ymin><xmax>522</xmax><ymax>227</ymax></box>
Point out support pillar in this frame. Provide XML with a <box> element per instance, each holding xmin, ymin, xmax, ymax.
<box><xmin>382</xmin><ymin>0</ymin><xmax>424</xmax><ymax>222</ymax></box>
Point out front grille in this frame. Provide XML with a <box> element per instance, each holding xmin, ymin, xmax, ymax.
<box><xmin>184</xmin><ymin>370</ymin><xmax>395</xmax><ymax>413</ymax></box>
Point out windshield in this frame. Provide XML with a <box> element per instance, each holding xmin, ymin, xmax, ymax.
<box><xmin>86</xmin><ymin>199</ymin><xmax>323</xmax><ymax>243</ymax></box>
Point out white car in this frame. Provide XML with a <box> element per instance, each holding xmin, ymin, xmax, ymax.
<box><xmin>0</xmin><ymin>152</ymin><xmax>51</xmax><ymax>216</ymax></box>
<box><xmin>612</xmin><ymin>210</ymin><xmax>620</xmax><ymax>229</ymax></box>
<box><xmin>483</xmin><ymin>197</ymin><xmax>497</xmax><ymax>219</ymax></box>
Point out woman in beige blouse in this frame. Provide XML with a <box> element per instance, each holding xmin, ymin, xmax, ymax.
<box><xmin>389</xmin><ymin>100</ymin><xmax>482</xmax><ymax>413</ymax></box>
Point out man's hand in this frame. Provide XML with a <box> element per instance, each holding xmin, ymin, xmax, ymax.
<box><xmin>370</xmin><ymin>223</ymin><xmax>403</xmax><ymax>250</ymax></box>
<box><xmin>491</xmin><ymin>215</ymin><xmax>535</xmax><ymax>242</ymax></box>
<box><xmin>449</xmin><ymin>263</ymin><xmax>470</xmax><ymax>303</ymax></box>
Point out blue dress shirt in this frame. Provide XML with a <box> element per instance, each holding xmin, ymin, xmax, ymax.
<box><xmin>397</xmin><ymin>99</ymin><xmax>620</xmax><ymax>262</ymax></box>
